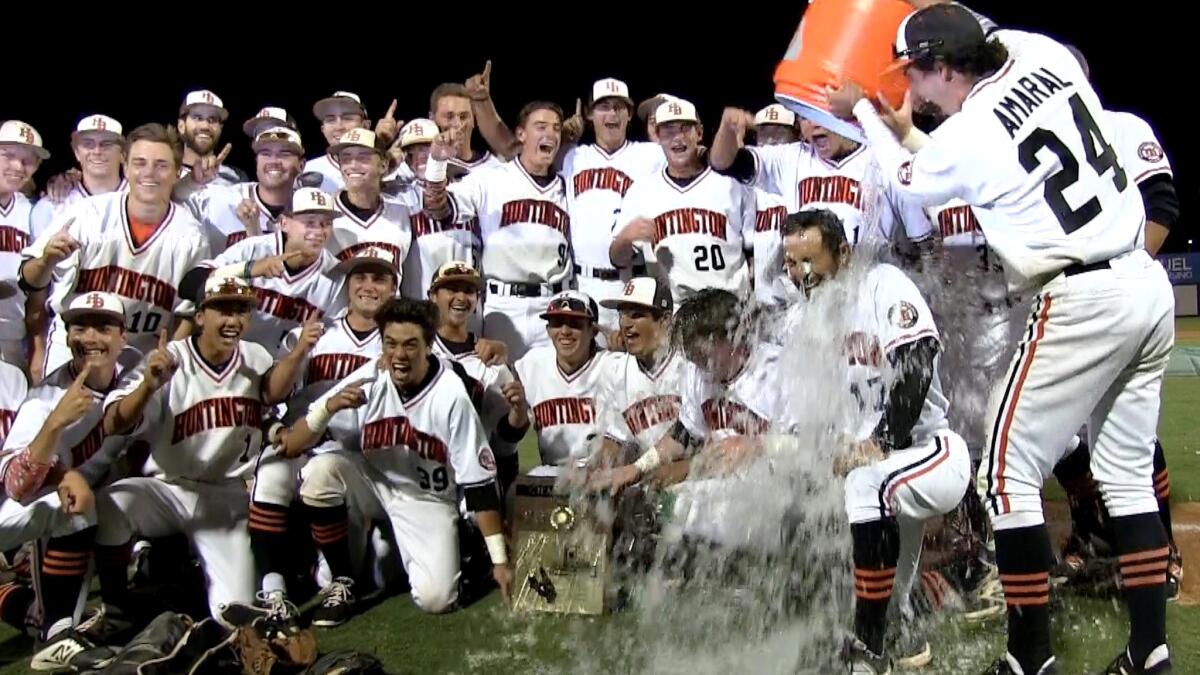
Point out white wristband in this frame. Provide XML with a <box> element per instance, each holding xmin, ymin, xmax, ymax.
<box><xmin>485</xmin><ymin>533</ymin><xmax>507</xmax><ymax>565</ymax></box>
<box><xmin>213</xmin><ymin>263</ymin><xmax>248</xmax><ymax>280</ymax></box>
<box><xmin>305</xmin><ymin>403</ymin><xmax>333</xmax><ymax>434</ymax></box>
<box><xmin>633</xmin><ymin>446</ymin><xmax>662</xmax><ymax>474</ymax></box>
<box><xmin>425</xmin><ymin>157</ymin><xmax>448</xmax><ymax>183</ymax></box>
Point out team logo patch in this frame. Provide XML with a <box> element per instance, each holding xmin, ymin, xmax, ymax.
<box><xmin>1138</xmin><ymin>142</ymin><xmax>1164</xmax><ymax>163</ymax></box>
<box><xmin>478</xmin><ymin>447</ymin><xmax>496</xmax><ymax>472</ymax></box>
<box><xmin>887</xmin><ymin>301</ymin><xmax>919</xmax><ymax>329</ymax></box>
<box><xmin>897</xmin><ymin>161</ymin><xmax>913</xmax><ymax>186</ymax></box>
<box><xmin>622</xmin><ymin>281</ymin><xmax>636</xmax><ymax>296</ymax></box>
<box><xmin>86</xmin><ymin>293</ymin><xmax>105</xmax><ymax>308</ymax></box>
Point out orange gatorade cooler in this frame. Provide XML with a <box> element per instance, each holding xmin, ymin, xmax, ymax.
<box><xmin>774</xmin><ymin>0</ymin><xmax>913</xmax><ymax>143</ymax></box>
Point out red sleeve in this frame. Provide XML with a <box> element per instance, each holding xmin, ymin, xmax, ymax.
<box><xmin>3</xmin><ymin>450</ymin><xmax>54</xmax><ymax>503</ymax></box>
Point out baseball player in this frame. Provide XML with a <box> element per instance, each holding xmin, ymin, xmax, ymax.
<box><xmin>752</xmin><ymin>104</ymin><xmax>801</xmax><ymax>147</ymax></box>
<box><xmin>394</xmin><ymin>120</ymin><xmax>483</xmax><ymax>300</ymax></box>
<box><xmin>180</xmin><ymin>187</ymin><xmax>339</xmax><ymax>348</ymax></box>
<box><xmin>780</xmin><ymin>209</ymin><xmax>970</xmax><ymax>673</ymax></box>
<box><xmin>183</xmin><ymin>126</ymin><xmax>307</xmax><ymax>254</ymax></box>
<box><xmin>423</xmin><ymin>102</ymin><xmax>572</xmax><ymax>360</ymax></box>
<box><xmin>0</xmin><ymin>293</ymin><xmax>140</xmax><ymax>671</ymax></box>
<box><xmin>513</xmin><ymin>291</ymin><xmax>609</xmax><ymax>473</ymax></box>
<box><xmin>326</xmin><ymin>129</ymin><xmax>414</xmax><ymax>270</ymax></box>
<box><xmin>242</xmin><ymin>106</ymin><xmax>297</xmax><ymax>140</ymax></box>
<box><xmin>277</xmin><ymin>298</ymin><xmax>511</xmax><ymax>620</ymax></box>
<box><xmin>306</xmin><ymin>91</ymin><xmax>372</xmax><ymax>195</ymax></box>
<box><xmin>0</xmin><ymin>121</ymin><xmax>47</xmax><ymax>370</ymax></box>
<box><xmin>560</xmin><ymin>78</ymin><xmax>667</xmax><ymax>331</ymax></box>
<box><xmin>174</xmin><ymin>89</ymin><xmax>243</xmax><ymax>201</ymax></box>
<box><xmin>427</xmin><ymin>81</ymin><xmax>505</xmax><ymax>177</ymax></box>
<box><xmin>750</xmin><ymin>188</ymin><xmax>791</xmax><ymax>306</ymax></box>
<box><xmin>833</xmin><ymin>5</ymin><xmax>1176</xmax><ymax>672</ymax></box>
<box><xmin>635</xmin><ymin>93</ymin><xmax>677</xmax><ymax>142</ymax></box>
<box><xmin>610</xmin><ymin>98</ymin><xmax>754</xmax><ymax>304</ymax></box>
<box><xmin>21</xmin><ymin>123</ymin><xmax>212</xmax><ymax>375</ymax></box>
<box><xmin>94</xmin><ymin>276</ymin><xmax>313</xmax><ymax>622</ymax></box>
<box><xmin>29</xmin><ymin>115</ymin><xmax>126</xmax><ymax>241</ymax></box>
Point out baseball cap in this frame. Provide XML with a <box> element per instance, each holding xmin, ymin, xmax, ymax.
<box><xmin>313</xmin><ymin>91</ymin><xmax>367</xmax><ymax>120</ymax></box>
<box><xmin>654</xmin><ymin>98</ymin><xmax>699</xmax><ymax>126</ymax></box>
<box><xmin>599</xmin><ymin>277</ymin><xmax>673</xmax><ymax>313</ymax></box>
<box><xmin>399</xmin><ymin>118</ymin><xmax>438</xmax><ymax>149</ymax></box>
<box><xmin>636</xmin><ymin>93</ymin><xmax>677</xmax><ymax>122</ymax></box>
<box><xmin>72</xmin><ymin>115</ymin><xmax>123</xmax><ymax>143</ymax></box>
<box><xmin>893</xmin><ymin>3</ymin><xmax>986</xmax><ymax>64</ymax></box>
<box><xmin>754</xmin><ymin>104</ymin><xmax>796</xmax><ymax>128</ymax></box>
<box><xmin>200</xmin><ymin>276</ymin><xmax>255</xmax><ymax>309</ymax></box>
<box><xmin>339</xmin><ymin>246</ymin><xmax>398</xmax><ymax>277</ymax></box>
<box><xmin>286</xmin><ymin>187</ymin><xmax>336</xmax><ymax>216</ymax></box>
<box><xmin>243</xmin><ymin>107</ymin><xmax>296</xmax><ymax>138</ymax></box>
<box><xmin>252</xmin><ymin>126</ymin><xmax>304</xmax><ymax>155</ymax></box>
<box><xmin>61</xmin><ymin>291</ymin><xmax>126</xmax><ymax>325</ymax></box>
<box><xmin>591</xmin><ymin>78</ymin><xmax>634</xmax><ymax>106</ymax></box>
<box><xmin>540</xmin><ymin>291</ymin><xmax>598</xmax><ymax>322</ymax></box>
<box><xmin>0</xmin><ymin>121</ymin><xmax>49</xmax><ymax>160</ymax></box>
<box><xmin>179</xmin><ymin>90</ymin><xmax>228</xmax><ymax>121</ymax></box>
<box><xmin>429</xmin><ymin>260</ymin><xmax>482</xmax><ymax>293</ymax></box>
<box><xmin>330</xmin><ymin>128</ymin><xmax>381</xmax><ymax>156</ymax></box>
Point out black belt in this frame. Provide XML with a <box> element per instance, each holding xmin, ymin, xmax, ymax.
<box><xmin>573</xmin><ymin>264</ymin><xmax>620</xmax><ymax>281</ymax></box>
<box><xmin>1063</xmin><ymin>260</ymin><xmax>1112</xmax><ymax>277</ymax></box>
<box><xmin>487</xmin><ymin>280</ymin><xmax>566</xmax><ymax>298</ymax></box>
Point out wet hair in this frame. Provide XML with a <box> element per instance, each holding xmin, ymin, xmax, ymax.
<box><xmin>125</xmin><ymin>123</ymin><xmax>184</xmax><ymax>170</ymax></box>
<box><xmin>670</xmin><ymin>288</ymin><xmax>754</xmax><ymax>353</ymax></box>
<box><xmin>375</xmin><ymin>298</ymin><xmax>438</xmax><ymax>345</ymax></box>
<box><xmin>911</xmin><ymin>38</ymin><xmax>1009</xmax><ymax>78</ymax></box>
<box><xmin>429</xmin><ymin>83</ymin><xmax>471</xmax><ymax>115</ymax></box>
<box><xmin>781</xmin><ymin>208</ymin><xmax>847</xmax><ymax>258</ymax></box>
<box><xmin>517</xmin><ymin>101</ymin><xmax>564</xmax><ymax>128</ymax></box>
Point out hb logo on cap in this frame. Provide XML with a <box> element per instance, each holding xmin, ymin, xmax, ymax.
<box><xmin>86</xmin><ymin>293</ymin><xmax>106</xmax><ymax>309</ymax></box>
<box><xmin>345</xmin><ymin>130</ymin><xmax>362</xmax><ymax>143</ymax></box>
<box><xmin>606</xmin><ymin>81</ymin><xmax>621</xmax><ymax>93</ymax></box>
<box><xmin>201</xmin><ymin>91</ymin><xmax>215</xmax><ymax>104</ymax></box>
<box><xmin>668</xmin><ymin>103</ymin><xmax>683</xmax><ymax>116</ymax></box>
<box><xmin>623</xmin><ymin>282</ymin><xmax>636</xmax><ymax>296</ymax></box>
<box><xmin>91</xmin><ymin>117</ymin><xmax>107</xmax><ymax>131</ymax></box>
<box><xmin>313</xmin><ymin>193</ymin><xmax>328</xmax><ymax>206</ymax></box>
<box><xmin>766</xmin><ymin>108</ymin><xmax>780</xmax><ymax>121</ymax></box>
<box><xmin>17</xmin><ymin>125</ymin><xmax>34</xmax><ymax>145</ymax></box>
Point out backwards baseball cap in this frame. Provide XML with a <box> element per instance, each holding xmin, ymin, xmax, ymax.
<box><xmin>540</xmin><ymin>291</ymin><xmax>599</xmax><ymax>322</ymax></box>
<box><xmin>0</xmin><ymin>121</ymin><xmax>50</xmax><ymax>160</ymax></box>
<box><xmin>243</xmin><ymin>107</ymin><xmax>296</xmax><ymax>138</ymax></box>
<box><xmin>399</xmin><ymin>118</ymin><xmax>438</xmax><ymax>149</ymax></box>
<box><xmin>754</xmin><ymin>104</ymin><xmax>796</xmax><ymax>128</ymax></box>
<box><xmin>654</xmin><ymin>98</ymin><xmax>699</xmax><ymax>126</ymax></box>
<box><xmin>600</xmin><ymin>277</ymin><xmax>673</xmax><ymax>313</ymax></box>
<box><xmin>179</xmin><ymin>90</ymin><xmax>228</xmax><ymax>121</ymax></box>
<box><xmin>636</xmin><ymin>93</ymin><xmax>677</xmax><ymax>122</ymax></box>
<box><xmin>429</xmin><ymin>260</ymin><xmax>481</xmax><ymax>293</ymax></box>
<box><xmin>339</xmin><ymin>246</ymin><xmax>398</xmax><ymax>277</ymax></box>
<box><xmin>62</xmin><ymin>291</ymin><xmax>126</xmax><ymax>325</ymax></box>
<box><xmin>201</xmin><ymin>276</ymin><xmax>255</xmax><ymax>308</ymax></box>
<box><xmin>286</xmin><ymin>187</ymin><xmax>336</xmax><ymax>216</ymax></box>
<box><xmin>313</xmin><ymin>91</ymin><xmax>367</xmax><ymax>120</ymax></box>
<box><xmin>330</xmin><ymin>128</ymin><xmax>381</xmax><ymax>156</ymax></box>
<box><xmin>72</xmin><ymin>115</ymin><xmax>123</xmax><ymax>142</ymax></box>
<box><xmin>591</xmin><ymin>78</ymin><xmax>634</xmax><ymax>106</ymax></box>
<box><xmin>252</xmin><ymin>126</ymin><xmax>304</xmax><ymax>155</ymax></box>
<box><xmin>893</xmin><ymin>3</ymin><xmax>986</xmax><ymax>65</ymax></box>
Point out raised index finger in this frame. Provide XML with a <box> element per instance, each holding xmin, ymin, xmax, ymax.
<box><xmin>385</xmin><ymin>99</ymin><xmax>397</xmax><ymax>120</ymax></box>
<box><xmin>58</xmin><ymin>217</ymin><xmax>76</xmax><ymax>234</ymax></box>
<box><xmin>215</xmin><ymin>143</ymin><xmax>233</xmax><ymax>165</ymax></box>
<box><xmin>158</xmin><ymin>327</ymin><xmax>169</xmax><ymax>350</ymax></box>
<box><xmin>575</xmin><ymin>98</ymin><xmax>582</xmax><ymax>117</ymax></box>
<box><xmin>281</xmin><ymin>250</ymin><xmax>306</xmax><ymax>263</ymax></box>
<box><xmin>73</xmin><ymin>362</ymin><xmax>93</xmax><ymax>387</ymax></box>
<box><xmin>481</xmin><ymin>59</ymin><xmax>492</xmax><ymax>82</ymax></box>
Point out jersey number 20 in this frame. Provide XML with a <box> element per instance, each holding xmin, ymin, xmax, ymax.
<box><xmin>1019</xmin><ymin>93</ymin><xmax>1127</xmax><ymax>234</ymax></box>
<box><xmin>694</xmin><ymin>245</ymin><xmax>726</xmax><ymax>272</ymax></box>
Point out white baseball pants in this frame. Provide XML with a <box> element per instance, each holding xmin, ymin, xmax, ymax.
<box><xmin>844</xmin><ymin>430</ymin><xmax>971</xmax><ymax>525</ymax></box>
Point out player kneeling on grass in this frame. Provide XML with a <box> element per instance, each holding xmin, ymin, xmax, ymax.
<box><xmin>781</xmin><ymin>209</ymin><xmax>971</xmax><ymax>674</ymax></box>
<box><xmin>0</xmin><ymin>293</ymin><xmax>141</xmax><ymax>672</ymax></box>
<box><xmin>94</xmin><ymin>277</ymin><xmax>313</xmax><ymax>629</ymax></box>
<box><xmin>278</xmin><ymin>298</ymin><xmax>511</xmax><ymax>622</ymax></box>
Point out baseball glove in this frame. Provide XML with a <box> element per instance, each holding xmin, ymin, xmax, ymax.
<box><xmin>234</xmin><ymin>618</ymin><xmax>318</xmax><ymax>675</ymax></box>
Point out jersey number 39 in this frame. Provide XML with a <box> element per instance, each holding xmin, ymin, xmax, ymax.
<box><xmin>1019</xmin><ymin>93</ymin><xmax>1127</xmax><ymax>235</ymax></box>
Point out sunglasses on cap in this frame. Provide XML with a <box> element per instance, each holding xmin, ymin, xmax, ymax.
<box><xmin>894</xmin><ymin>39</ymin><xmax>943</xmax><ymax>60</ymax></box>
<box><xmin>545</xmin><ymin>296</ymin><xmax>594</xmax><ymax>319</ymax></box>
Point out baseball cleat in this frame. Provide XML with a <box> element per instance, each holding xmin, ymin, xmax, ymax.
<box><xmin>1100</xmin><ymin>645</ymin><xmax>1171</xmax><ymax>674</ymax></box>
<box><xmin>311</xmin><ymin>577</ymin><xmax>356</xmax><ymax>627</ymax></box>
<box><xmin>845</xmin><ymin>638</ymin><xmax>891</xmax><ymax>674</ymax></box>
<box><xmin>980</xmin><ymin>654</ymin><xmax>1058</xmax><ymax>674</ymax></box>
<box><xmin>30</xmin><ymin>628</ymin><xmax>115</xmax><ymax>672</ymax></box>
<box><xmin>1165</xmin><ymin>546</ymin><xmax>1182</xmax><ymax>603</ymax></box>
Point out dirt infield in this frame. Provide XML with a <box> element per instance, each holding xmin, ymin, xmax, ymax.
<box><xmin>1045</xmin><ymin>501</ymin><xmax>1199</xmax><ymax>605</ymax></box>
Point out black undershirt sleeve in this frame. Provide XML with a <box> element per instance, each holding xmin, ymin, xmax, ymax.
<box><xmin>872</xmin><ymin>337</ymin><xmax>938</xmax><ymax>452</ymax></box>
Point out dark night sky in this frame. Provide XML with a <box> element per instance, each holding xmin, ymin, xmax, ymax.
<box><xmin>6</xmin><ymin>3</ymin><xmax>1192</xmax><ymax>251</ymax></box>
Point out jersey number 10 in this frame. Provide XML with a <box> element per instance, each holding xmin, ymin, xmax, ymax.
<box><xmin>127</xmin><ymin>310</ymin><xmax>162</xmax><ymax>334</ymax></box>
<box><xmin>1019</xmin><ymin>93</ymin><xmax>1127</xmax><ymax>235</ymax></box>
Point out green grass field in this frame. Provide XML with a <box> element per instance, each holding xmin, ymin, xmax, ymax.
<box><xmin>0</xmin><ymin>329</ymin><xmax>1197</xmax><ymax>673</ymax></box>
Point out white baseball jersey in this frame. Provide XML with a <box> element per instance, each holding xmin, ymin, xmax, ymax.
<box><xmin>107</xmin><ymin>337</ymin><xmax>274</xmax><ymax>483</ymax></box>
<box><xmin>854</xmin><ymin>30</ymin><xmax>1144</xmax><ymax>293</ymax></box>
<box><xmin>24</xmin><ymin>192</ymin><xmax>210</xmax><ymax>357</ymax></box>
<box><xmin>174</xmin><ymin>165</ymin><xmax>245</xmax><ymax>203</ymax></box>
<box><xmin>562</xmin><ymin>141</ymin><xmax>665</xmax><ymax>271</ymax></box>
<box><xmin>394</xmin><ymin>185</ymin><xmax>481</xmax><ymax>298</ymax></box>
<box><xmin>29</xmin><ymin>179</ymin><xmax>128</xmax><ymax>241</ymax></box>
<box><xmin>200</xmin><ymin>232</ymin><xmax>339</xmax><ymax>348</ymax></box>
<box><xmin>0</xmin><ymin>194</ymin><xmax>33</xmax><ymax>342</ymax></box>
<box><xmin>280</xmin><ymin>313</ymin><xmax>380</xmax><ymax>427</ymax></box>
<box><xmin>928</xmin><ymin>199</ymin><xmax>1009</xmax><ymax>305</ymax></box>
<box><xmin>679</xmin><ymin>343</ymin><xmax>786</xmax><ymax>441</ymax></box>
<box><xmin>431</xmin><ymin>335</ymin><xmax>517</xmax><ymax>450</ymax></box>
<box><xmin>514</xmin><ymin>346</ymin><xmax>608</xmax><ymax>467</ymax></box>
<box><xmin>385</xmin><ymin>151</ymin><xmax>506</xmax><ymax>186</ymax></box>
<box><xmin>1106</xmin><ymin>111</ymin><xmax>1172</xmax><ymax>187</ymax></box>
<box><xmin>0</xmin><ymin>349</ymin><xmax>140</xmax><ymax>488</ymax></box>
<box><xmin>0</xmin><ymin>359</ymin><xmax>28</xmax><ymax>445</ymax></box>
<box><xmin>600</xmin><ymin>348</ymin><xmax>686</xmax><ymax>452</ymax></box>
<box><xmin>185</xmin><ymin>182</ymin><xmax>283</xmax><ymax>255</ymax></box>
<box><xmin>446</xmin><ymin>160</ymin><xmax>572</xmax><ymax>285</ymax></box>
<box><xmin>326</xmin><ymin>193</ymin><xmax>414</xmax><ymax>274</ymax></box>
<box><xmin>747</xmin><ymin>142</ymin><xmax>932</xmax><ymax>246</ymax></box>
<box><xmin>313</xmin><ymin>358</ymin><xmax>497</xmax><ymax>503</ymax></box>
<box><xmin>304</xmin><ymin>155</ymin><xmax>344</xmax><ymax>195</ymax></box>
<box><xmin>616</xmin><ymin>167</ymin><xmax>754</xmax><ymax>303</ymax></box>
<box><xmin>750</xmin><ymin>189</ymin><xmax>790</xmax><ymax>305</ymax></box>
